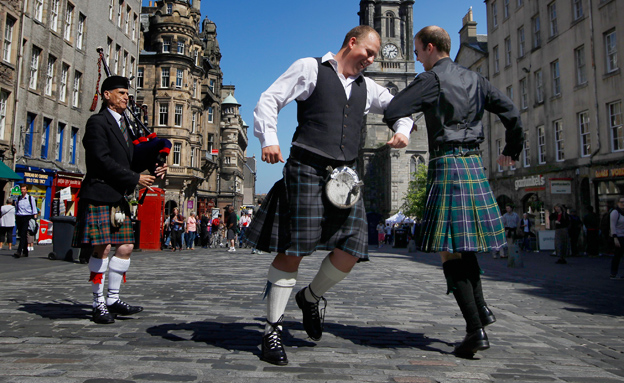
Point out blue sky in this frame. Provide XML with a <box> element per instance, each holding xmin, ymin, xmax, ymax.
<box><xmin>143</xmin><ymin>1</ymin><xmax>488</xmax><ymax>193</ymax></box>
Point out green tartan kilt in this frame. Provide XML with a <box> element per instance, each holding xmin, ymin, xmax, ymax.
<box><xmin>419</xmin><ymin>147</ymin><xmax>506</xmax><ymax>253</ymax></box>
<box><xmin>72</xmin><ymin>203</ymin><xmax>134</xmax><ymax>247</ymax></box>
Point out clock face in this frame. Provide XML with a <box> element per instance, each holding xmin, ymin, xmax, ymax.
<box><xmin>382</xmin><ymin>44</ymin><xmax>398</xmax><ymax>59</ymax></box>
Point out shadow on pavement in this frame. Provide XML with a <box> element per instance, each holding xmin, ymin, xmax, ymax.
<box><xmin>16</xmin><ymin>299</ymin><xmax>91</xmax><ymax>320</ymax></box>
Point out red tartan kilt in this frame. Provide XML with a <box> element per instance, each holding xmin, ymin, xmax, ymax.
<box><xmin>72</xmin><ymin>204</ymin><xmax>134</xmax><ymax>247</ymax></box>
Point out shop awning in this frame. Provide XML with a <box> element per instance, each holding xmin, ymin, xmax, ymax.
<box><xmin>0</xmin><ymin>162</ymin><xmax>23</xmax><ymax>181</ymax></box>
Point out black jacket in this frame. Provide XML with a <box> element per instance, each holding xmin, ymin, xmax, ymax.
<box><xmin>78</xmin><ymin>108</ymin><xmax>140</xmax><ymax>204</ymax></box>
<box><xmin>385</xmin><ymin>58</ymin><xmax>523</xmax><ymax>159</ymax></box>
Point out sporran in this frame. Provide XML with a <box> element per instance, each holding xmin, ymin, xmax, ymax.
<box><xmin>324</xmin><ymin>166</ymin><xmax>363</xmax><ymax>209</ymax></box>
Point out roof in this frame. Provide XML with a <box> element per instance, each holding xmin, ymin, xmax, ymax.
<box><xmin>222</xmin><ymin>93</ymin><xmax>239</xmax><ymax>105</ymax></box>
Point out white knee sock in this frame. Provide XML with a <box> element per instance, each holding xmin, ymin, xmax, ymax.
<box><xmin>107</xmin><ymin>257</ymin><xmax>131</xmax><ymax>305</ymax></box>
<box><xmin>265</xmin><ymin>265</ymin><xmax>297</xmax><ymax>334</ymax></box>
<box><xmin>305</xmin><ymin>255</ymin><xmax>349</xmax><ymax>302</ymax></box>
<box><xmin>88</xmin><ymin>257</ymin><xmax>109</xmax><ymax>307</ymax></box>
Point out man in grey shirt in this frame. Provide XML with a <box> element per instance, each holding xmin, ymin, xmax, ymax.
<box><xmin>0</xmin><ymin>199</ymin><xmax>16</xmax><ymax>251</ymax></box>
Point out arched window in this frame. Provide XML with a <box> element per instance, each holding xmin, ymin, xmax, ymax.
<box><xmin>385</xmin><ymin>12</ymin><xmax>396</xmax><ymax>38</ymax></box>
<box><xmin>409</xmin><ymin>155</ymin><xmax>425</xmax><ymax>180</ymax></box>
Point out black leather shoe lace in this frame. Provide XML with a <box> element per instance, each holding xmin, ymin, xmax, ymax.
<box><xmin>266</xmin><ymin>317</ymin><xmax>284</xmax><ymax>351</ymax></box>
<box><xmin>95</xmin><ymin>302</ymin><xmax>110</xmax><ymax>315</ymax></box>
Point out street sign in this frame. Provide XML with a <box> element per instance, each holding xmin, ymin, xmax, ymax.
<box><xmin>10</xmin><ymin>185</ymin><xmax>20</xmax><ymax>196</ymax></box>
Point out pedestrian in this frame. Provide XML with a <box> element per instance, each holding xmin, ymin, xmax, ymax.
<box><xmin>72</xmin><ymin>75</ymin><xmax>167</xmax><ymax>324</ymax></box>
<box><xmin>385</xmin><ymin>223</ymin><xmax>393</xmax><ymax>246</ymax></box>
<box><xmin>609</xmin><ymin>196</ymin><xmax>624</xmax><ymax>279</ymax></box>
<box><xmin>162</xmin><ymin>215</ymin><xmax>171</xmax><ymax>249</ymax></box>
<box><xmin>519</xmin><ymin>213</ymin><xmax>532</xmax><ymax>251</ymax></box>
<box><xmin>185</xmin><ymin>212</ymin><xmax>197</xmax><ymax>250</ymax></box>
<box><xmin>239</xmin><ymin>211</ymin><xmax>251</xmax><ymax>248</ymax></box>
<box><xmin>376</xmin><ymin>221</ymin><xmax>385</xmax><ymax>248</ymax></box>
<box><xmin>582</xmin><ymin>206</ymin><xmax>600</xmax><ymax>257</ymax></box>
<box><xmin>170</xmin><ymin>208</ymin><xmax>184</xmax><ymax>252</ymax></box>
<box><xmin>14</xmin><ymin>185</ymin><xmax>38</xmax><ymax>258</ymax></box>
<box><xmin>550</xmin><ymin>204</ymin><xmax>570</xmax><ymax>264</ymax></box>
<box><xmin>200</xmin><ymin>212</ymin><xmax>211</xmax><ymax>248</ymax></box>
<box><xmin>244</xmin><ymin>25</ymin><xmax>413</xmax><ymax>365</ymax></box>
<box><xmin>568</xmin><ymin>209</ymin><xmax>582</xmax><ymax>257</ymax></box>
<box><xmin>226</xmin><ymin>206</ymin><xmax>238</xmax><ymax>252</ymax></box>
<box><xmin>384</xmin><ymin>25</ymin><xmax>523</xmax><ymax>357</ymax></box>
<box><xmin>0</xmin><ymin>199</ymin><xmax>16</xmax><ymax>251</ymax></box>
<box><xmin>27</xmin><ymin>212</ymin><xmax>38</xmax><ymax>252</ymax></box>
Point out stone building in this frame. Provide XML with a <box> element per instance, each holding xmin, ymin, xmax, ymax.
<box><xmin>139</xmin><ymin>0</ymin><xmax>247</xmax><ymax>217</ymax></box>
<box><xmin>483</xmin><ymin>0</ymin><xmax>623</xmax><ymax>222</ymax></box>
<box><xmin>7</xmin><ymin>0</ymin><xmax>141</xmax><ymax>218</ymax></box>
<box><xmin>358</xmin><ymin>0</ymin><xmax>427</xmax><ymax>224</ymax></box>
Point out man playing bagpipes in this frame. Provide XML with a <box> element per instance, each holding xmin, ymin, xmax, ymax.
<box><xmin>72</xmin><ymin>76</ymin><xmax>167</xmax><ymax>324</ymax></box>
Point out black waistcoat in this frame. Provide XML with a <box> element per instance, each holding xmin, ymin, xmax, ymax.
<box><xmin>292</xmin><ymin>58</ymin><xmax>367</xmax><ymax>162</ymax></box>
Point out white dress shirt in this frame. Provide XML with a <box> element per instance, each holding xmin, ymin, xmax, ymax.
<box><xmin>253</xmin><ymin>52</ymin><xmax>414</xmax><ymax>149</ymax></box>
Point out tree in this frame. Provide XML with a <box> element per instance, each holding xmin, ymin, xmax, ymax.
<box><xmin>401</xmin><ymin>165</ymin><xmax>428</xmax><ymax>219</ymax></box>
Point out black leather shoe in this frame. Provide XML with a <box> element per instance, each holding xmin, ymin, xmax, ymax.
<box><xmin>107</xmin><ymin>300</ymin><xmax>143</xmax><ymax>316</ymax></box>
<box><xmin>454</xmin><ymin>328</ymin><xmax>490</xmax><ymax>357</ymax></box>
<box><xmin>479</xmin><ymin>306</ymin><xmax>496</xmax><ymax>326</ymax></box>
<box><xmin>12</xmin><ymin>253</ymin><xmax>21</xmax><ymax>258</ymax></box>
<box><xmin>93</xmin><ymin>303</ymin><xmax>115</xmax><ymax>324</ymax></box>
<box><xmin>260</xmin><ymin>319</ymin><xmax>288</xmax><ymax>366</ymax></box>
<box><xmin>295</xmin><ymin>287</ymin><xmax>326</xmax><ymax>341</ymax></box>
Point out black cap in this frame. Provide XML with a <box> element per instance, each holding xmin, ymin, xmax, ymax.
<box><xmin>101</xmin><ymin>75</ymin><xmax>129</xmax><ymax>94</ymax></box>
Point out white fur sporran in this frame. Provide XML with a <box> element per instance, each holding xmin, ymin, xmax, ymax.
<box><xmin>324</xmin><ymin>166</ymin><xmax>364</xmax><ymax>209</ymax></box>
<box><xmin>110</xmin><ymin>205</ymin><xmax>126</xmax><ymax>228</ymax></box>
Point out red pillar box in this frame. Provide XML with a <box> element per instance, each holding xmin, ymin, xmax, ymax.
<box><xmin>136</xmin><ymin>187</ymin><xmax>165</xmax><ymax>250</ymax></box>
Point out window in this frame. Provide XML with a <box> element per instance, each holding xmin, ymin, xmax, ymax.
<box><xmin>504</xmin><ymin>37</ymin><xmax>511</xmax><ymax>66</ymax></box>
<box><xmin>114</xmin><ymin>45</ymin><xmax>120</xmax><ymax>74</ymax></box>
<box><xmin>224</xmin><ymin>157</ymin><xmax>231</xmax><ymax>165</ymax></box>
<box><xmin>520</xmin><ymin>77</ymin><xmax>527</xmax><ymax>109</ymax></box>
<box><xmin>209</xmin><ymin>79</ymin><xmax>215</xmax><ymax>92</ymax></box>
<box><xmin>57</xmin><ymin>122</ymin><xmax>65</xmax><ymax>161</ymax></box>
<box><xmin>193</xmin><ymin>79</ymin><xmax>197</xmax><ymax>98</ymax></box>
<box><xmin>579</xmin><ymin>111</ymin><xmax>591</xmax><ymax>157</ymax></box>
<box><xmin>176</xmin><ymin>68</ymin><xmax>183</xmax><ymax>88</ymax></box>
<box><xmin>537</xmin><ymin>125</ymin><xmax>546</xmax><ymax>164</ymax></box>
<box><xmin>34</xmin><ymin>0</ymin><xmax>44</xmax><ymax>22</ymax></box>
<box><xmin>532</xmin><ymin>15</ymin><xmax>541</xmax><ymax>49</ymax></box>
<box><xmin>161</xmin><ymin>67</ymin><xmax>170</xmax><ymax>87</ymax></box>
<box><xmin>132</xmin><ymin>14</ymin><xmax>137</xmax><ymax>41</ymax></box>
<box><xmin>72</xmin><ymin>71</ymin><xmax>81</xmax><ymax>107</ymax></box>
<box><xmin>208</xmin><ymin>106</ymin><xmax>214</xmax><ymax>123</ymax></box>
<box><xmin>109</xmin><ymin>0</ymin><xmax>114</xmax><ymax>20</ymax></box>
<box><xmin>3</xmin><ymin>16</ymin><xmax>15</xmax><ymax>63</ymax></box>
<box><xmin>174</xmin><ymin>104</ymin><xmax>183</xmax><ymax>126</ymax></box>
<box><xmin>0</xmin><ymin>91</ymin><xmax>7</xmax><ymax>138</ymax></box>
<box><xmin>177</xmin><ymin>41</ymin><xmax>184</xmax><ymax>54</ymax></box>
<box><xmin>551</xmin><ymin>60</ymin><xmax>561</xmax><ymax>96</ymax></box>
<box><xmin>116</xmin><ymin>1</ymin><xmax>122</xmax><ymax>28</ymax></box>
<box><xmin>159</xmin><ymin>103</ymin><xmax>168</xmax><ymax>126</ymax></box>
<box><xmin>166</xmin><ymin>3</ymin><xmax>173</xmax><ymax>14</ymax></box>
<box><xmin>609</xmin><ymin>101</ymin><xmax>623</xmax><ymax>152</ymax></box>
<box><xmin>605</xmin><ymin>30</ymin><xmax>618</xmax><ymax>73</ymax></box>
<box><xmin>190</xmin><ymin>147</ymin><xmax>195</xmax><ymax>168</ymax></box>
<box><xmin>129</xmin><ymin>56</ymin><xmax>134</xmax><ymax>80</ymax></box>
<box><xmin>41</xmin><ymin>117</ymin><xmax>51</xmax><ymax>159</ymax></box>
<box><xmin>25</xmin><ymin>113</ymin><xmax>35</xmax><ymax>157</ymax></box>
<box><xmin>575</xmin><ymin>46</ymin><xmax>586</xmax><ymax>85</ymax></box>
<box><xmin>124</xmin><ymin>6</ymin><xmax>130</xmax><ymax>34</ymax></box>
<box><xmin>76</xmin><ymin>14</ymin><xmax>85</xmax><ymax>49</ymax></box>
<box><xmin>59</xmin><ymin>63</ymin><xmax>68</xmax><ymax>102</ymax></box>
<box><xmin>554</xmin><ymin>119</ymin><xmax>564</xmax><ymax>161</ymax></box>
<box><xmin>523</xmin><ymin>130</ymin><xmax>531</xmax><ymax>167</ymax></box>
<box><xmin>122</xmin><ymin>51</ymin><xmax>127</xmax><ymax>76</ymax></box>
<box><xmin>64</xmin><ymin>3</ymin><xmax>73</xmax><ymax>41</ymax></box>
<box><xmin>194</xmin><ymin>50</ymin><xmax>199</xmax><ymax>66</ymax></box>
<box><xmin>137</xmin><ymin>67</ymin><xmax>144</xmax><ymax>88</ymax></box>
<box><xmin>172</xmin><ymin>142</ymin><xmax>181</xmax><ymax>165</ymax></box>
<box><xmin>573</xmin><ymin>0</ymin><xmax>583</xmax><ymax>20</ymax></box>
<box><xmin>385</xmin><ymin>12</ymin><xmax>395</xmax><ymax>38</ymax></box>
<box><xmin>29</xmin><ymin>46</ymin><xmax>41</xmax><ymax>90</ymax></box>
<box><xmin>496</xmin><ymin>139</ymin><xmax>503</xmax><ymax>172</ymax></box>
<box><xmin>207</xmin><ymin>134</ymin><xmax>214</xmax><ymax>154</ymax></box>
<box><xmin>503</xmin><ymin>0</ymin><xmax>509</xmax><ymax>19</ymax></box>
<box><xmin>106</xmin><ymin>38</ymin><xmax>112</xmax><ymax>66</ymax></box>
<box><xmin>506</xmin><ymin>85</ymin><xmax>513</xmax><ymax>102</ymax></box>
<box><xmin>50</xmin><ymin>0</ymin><xmax>60</xmax><ymax>31</ymax></box>
<box><xmin>69</xmin><ymin>127</ymin><xmax>78</xmax><ymax>164</ymax></box>
<box><xmin>535</xmin><ymin>69</ymin><xmax>543</xmax><ymax>103</ymax></box>
<box><xmin>493</xmin><ymin>45</ymin><xmax>500</xmax><ymax>73</ymax></box>
<box><xmin>162</xmin><ymin>38</ymin><xmax>170</xmax><ymax>53</ymax></box>
<box><xmin>45</xmin><ymin>55</ymin><xmax>56</xmax><ymax>96</ymax></box>
<box><xmin>492</xmin><ymin>1</ymin><xmax>498</xmax><ymax>28</ymax></box>
<box><xmin>191</xmin><ymin>112</ymin><xmax>196</xmax><ymax>133</ymax></box>
<box><xmin>409</xmin><ymin>155</ymin><xmax>425</xmax><ymax>180</ymax></box>
<box><xmin>518</xmin><ymin>26</ymin><xmax>525</xmax><ymax>58</ymax></box>
<box><xmin>548</xmin><ymin>2</ymin><xmax>558</xmax><ymax>37</ymax></box>
<box><xmin>517</xmin><ymin>0</ymin><xmax>523</xmax><ymax>6</ymax></box>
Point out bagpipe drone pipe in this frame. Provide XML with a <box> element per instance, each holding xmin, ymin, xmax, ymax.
<box><xmin>91</xmin><ymin>47</ymin><xmax>172</xmax><ymax>176</ymax></box>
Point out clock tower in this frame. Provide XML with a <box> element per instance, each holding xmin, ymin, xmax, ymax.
<box><xmin>358</xmin><ymin>0</ymin><xmax>429</xmax><ymax>221</ymax></box>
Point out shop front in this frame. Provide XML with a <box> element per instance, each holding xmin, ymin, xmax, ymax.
<box><xmin>594</xmin><ymin>166</ymin><xmax>624</xmax><ymax>214</ymax></box>
<box><xmin>14</xmin><ymin>165</ymin><xmax>54</xmax><ymax>220</ymax></box>
<box><xmin>50</xmin><ymin>172</ymin><xmax>83</xmax><ymax>217</ymax></box>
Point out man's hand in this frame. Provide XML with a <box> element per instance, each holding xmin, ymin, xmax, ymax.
<box><xmin>138</xmin><ymin>174</ymin><xmax>156</xmax><ymax>188</ymax></box>
<box><xmin>497</xmin><ymin>154</ymin><xmax>515</xmax><ymax>167</ymax></box>
<box><xmin>386</xmin><ymin>133</ymin><xmax>408</xmax><ymax>148</ymax></box>
<box><xmin>154</xmin><ymin>164</ymin><xmax>168</xmax><ymax>179</ymax></box>
<box><xmin>262</xmin><ymin>145</ymin><xmax>284</xmax><ymax>164</ymax></box>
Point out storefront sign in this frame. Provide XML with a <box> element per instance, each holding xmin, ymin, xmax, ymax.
<box><xmin>56</xmin><ymin>177</ymin><xmax>82</xmax><ymax>188</ymax></box>
<box><xmin>60</xmin><ymin>187</ymin><xmax>72</xmax><ymax>201</ymax></box>
<box><xmin>595</xmin><ymin>167</ymin><xmax>624</xmax><ymax>178</ymax></box>
<box><xmin>537</xmin><ymin>230</ymin><xmax>555</xmax><ymax>250</ymax></box>
<box><xmin>515</xmin><ymin>175</ymin><xmax>545</xmax><ymax>190</ymax></box>
<box><xmin>187</xmin><ymin>200</ymin><xmax>194</xmax><ymax>210</ymax></box>
<box><xmin>23</xmin><ymin>172</ymin><xmax>50</xmax><ymax>185</ymax></box>
<box><xmin>10</xmin><ymin>185</ymin><xmax>20</xmax><ymax>196</ymax></box>
<box><xmin>550</xmin><ymin>179</ymin><xmax>572</xmax><ymax>194</ymax></box>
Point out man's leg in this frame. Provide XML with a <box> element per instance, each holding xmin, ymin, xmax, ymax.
<box><xmin>261</xmin><ymin>253</ymin><xmax>302</xmax><ymax>366</ymax></box>
<box><xmin>106</xmin><ymin>244</ymin><xmax>143</xmax><ymax>316</ymax></box>
<box><xmin>14</xmin><ymin>216</ymin><xmax>29</xmax><ymax>257</ymax></box>
<box><xmin>89</xmin><ymin>244</ymin><xmax>114</xmax><ymax>324</ymax></box>
<box><xmin>295</xmin><ymin>249</ymin><xmax>357</xmax><ymax>341</ymax></box>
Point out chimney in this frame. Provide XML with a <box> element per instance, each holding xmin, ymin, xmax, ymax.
<box><xmin>192</xmin><ymin>0</ymin><xmax>201</xmax><ymax>11</ymax></box>
<box><xmin>459</xmin><ymin>7</ymin><xmax>477</xmax><ymax>44</ymax></box>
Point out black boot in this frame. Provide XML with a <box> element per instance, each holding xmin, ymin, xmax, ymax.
<box><xmin>260</xmin><ymin>316</ymin><xmax>288</xmax><ymax>366</ymax></box>
<box><xmin>462</xmin><ymin>252</ymin><xmax>496</xmax><ymax>326</ymax></box>
<box><xmin>454</xmin><ymin>328</ymin><xmax>490</xmax><ymax>357</ymax></box>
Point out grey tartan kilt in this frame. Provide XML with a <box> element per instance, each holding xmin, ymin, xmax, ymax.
<box><xmin>244</xmin><ymin>155</ymin><xmax>369</xmax><ymax>259</ymax></box>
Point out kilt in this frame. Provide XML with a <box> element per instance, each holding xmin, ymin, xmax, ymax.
<box><xmin>419</xmin><ymin>146</ymin><xmax>506</xmax><ymax>253</ymax></box>
<box><xmin>72</xmin><ymin>202</ymin><xmax>134</xmax><ymax>247</ymax></box>
<box><xmin>244</xmin><ymin>148</ymin><xmax>369</xmax><ymax>259</ymax></box>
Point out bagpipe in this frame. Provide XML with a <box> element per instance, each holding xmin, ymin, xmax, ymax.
<box><xmin>90</xmin><ymin>47</ymin><xmax>172</xmax><ymax>176</ymax></box>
